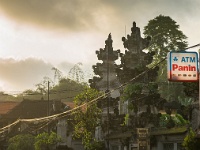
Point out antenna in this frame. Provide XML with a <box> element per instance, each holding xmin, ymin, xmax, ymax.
<box><xmin>125</xmin><ymin>25</ymin><xmax>126</xmax><ymax>37</ymax></box>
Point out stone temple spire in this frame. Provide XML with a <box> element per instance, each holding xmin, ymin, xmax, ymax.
<box><xmin>105</xmin><ymin>33</ymin><xmax>113</xmax><ymax>49</ymax></box>
<box><xmin>89</xmin><ymin>33</ymin><xmax>120</xmax><ymax>98</ymax></box>
<box><xmin>122</xmin><ymin>21</ymin><xmax>150</xmax><ymax>54</ymax></box>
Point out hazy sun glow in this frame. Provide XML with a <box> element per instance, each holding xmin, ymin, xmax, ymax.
<box><xmin>0</xmin><ymin>0</ymin><xmax>199</xmax><ymax>92</ymax></box>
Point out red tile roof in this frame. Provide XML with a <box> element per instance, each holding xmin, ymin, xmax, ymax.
<box><xmin>63</xmin><ymin>101</ymin><xmax>75</xmax><ymax>109</ymax></box>
<box><xmin>3</xmin><ymin>100</ymin><xmax>65</xmax><ymax>119</ymax></box>
<box><xmin>0</xmin><ymin>101</ymin><xmax>19</xmax><ymax>115</ymax></box>
<box><xmin>63</xmin><ymin>101</ymin><xmax>87</xmax><ymax>112</ymax></box>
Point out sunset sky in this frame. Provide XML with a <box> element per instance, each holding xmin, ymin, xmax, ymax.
<box><xmin>0</xmin><ymin>0</ymin><xmax>199</xmax><ymax>93</ymax></box>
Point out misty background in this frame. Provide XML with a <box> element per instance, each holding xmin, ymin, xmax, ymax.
<box><xmin>0</xmin><ymin>0</ymin><xmax>199</xmax><ymax>92</ymax></box>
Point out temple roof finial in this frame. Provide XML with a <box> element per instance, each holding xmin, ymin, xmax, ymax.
<box><xmin>105</xmin><ymin>33</ymin><xmax>113</xmax><ymax>46</ymax></box>
<box><xmin>133</xmin><ymin>21</ymin><xmax>136</xmax><ymax>27</ymax></box>
<box><xmin>108</xmin><ymin>33</ymin><xmax>112</xmax><ymax>39</ymax></box>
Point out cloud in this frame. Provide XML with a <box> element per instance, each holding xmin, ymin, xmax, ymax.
<box><xmin>0</xmin><ymin>0</ymin><xmax>199</xmax><ymax>91</ymax></box>
<box><xmin>0</xmin><ymin>0</ymin><xmax>110</xmax><ymax>31</ymax></box>
<box><xmin>0</xmin><ymin>57</ymin><xmax>54</xmax><ymax>91</ymax></box>
<box><xmin>0</xmin><ymin>0</ymin><xmax>199</xmax><ymax>33</ymax></box>
<box><xmin>0</xmin><ymin>58</ymin><xmax>94</xmax><ymax>91</ymax></box>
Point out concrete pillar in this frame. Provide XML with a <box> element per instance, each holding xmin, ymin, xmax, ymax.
<box><xmin>157</xmin><ymin>142</ymin><xmax>163</xmax><ymax>150</ymax></box>
<box><xmin>174</xmin><ymin>143</ymin><xmax>177</xmax><ymax>150</ymax></box>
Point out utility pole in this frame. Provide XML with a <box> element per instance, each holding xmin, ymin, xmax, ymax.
<box><xmin>47</xmin><ymin>81</ymin><xmax>50</xmax><ymax>134</ymax></box>
<box><xmin>106</xmin><ymin>45</ymin><xmax>110</xmax><ymax>150</ymax></box>
<box><xmin>90</xmin><ymin>33</ymin><xmax>120</xmax><ymax>149</ymax></box>
<box><xmin>199</xmin><ymin>49</ymin><xmax>200</xmax><ymax>110</ymax></box>
<box><xmin>47</xmin><ymin>81</ymin><xmax>50</xmax><ymax>116</ymax></box>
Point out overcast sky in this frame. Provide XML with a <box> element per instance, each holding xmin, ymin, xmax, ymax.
<box><xmin>0</xmin><ymin>0</ymin><xmax>199</xmax><ymax>93</ymax></box>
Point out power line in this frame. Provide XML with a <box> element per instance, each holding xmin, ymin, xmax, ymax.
<box><xmin>0</xmin><ymin>43</ymin><xmax>199</xmax><ymax>137</ymax></box>
<box><xmin>0</xmin><ymin>57</ymin><xmax>161</xmax><ymax>135</ymax></box>
<box><xmin>185</xmin><ymin>43</ymin><xmax>200</xmax><ymax>50</ymax></box>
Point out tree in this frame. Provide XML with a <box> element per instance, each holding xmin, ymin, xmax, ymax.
<box><xmin>143</xmin><ymin>15</ymin><xmax>188</xmax><ymax>100</ymax></box>
<box><xmin>34</xmin><ymin>132</ymin><xmax>61</xmax><ymax>150</ymax></box>
<box><xmin>19</xmin><ymin>78</ymin><xmax>85</xmax><ymax>101</ymax></box>
<box><xmin>7</xmin><ymin>134</ymin><xmax>35</xmax><ymax>150</ymax></box>
<box><xmin>35</xmin><ymin>76</ymin><xmax>54</xmax><ymax>95</ymax></box>
<box><xmin>72</xmin><ymin>87</ymin><xmax>103</xmax><ymax>150</ymax></box>
<box><xmin>144</xmin><ymin>15</ymin><xmax>187</xmax><ymax>64</ymax></box>
<box><xmin>0</xmin><ymin>91</ymin><xmax>20</xmax><ymax>101</ymax></box>
<box><xmin>182</xmin><ymin>128</ymin><xmax>200</xmax><ymax>150</ymax></box>
<box><xmin>52</xmin><ymin>67</ymin><xmax>63</xmax><ymax>85</ymax></box>
<box><xmin>183</xmin><ymin>82</ymin><xmax>199</xmax><ymax>99</ymax></box>
<box><xmin>159</xmin><ymin>114</ymin><xmax>187</xmax><ymax>128</ymax></box>
<box><xmin>51</xmin><ymin>78</ymin><xmax>86</xmax><ymax>101</ymax></box>
<box><xmin>52</xmin><ymin>78</ymin><xmax>85</xmax><ymax>92</ymax></box>
<box><xmin>68</xmin><ymin>62</ymin><xmax>85</xmax><ymax>83</ymax></box>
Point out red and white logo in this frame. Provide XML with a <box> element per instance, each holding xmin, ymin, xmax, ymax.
<box><xmin>167</xmin><ymin>51</ymin><xmax>198</xmax><ymax>82</ymax></box>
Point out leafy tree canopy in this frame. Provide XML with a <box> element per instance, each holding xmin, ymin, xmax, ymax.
<box><xmin>0</xmin><ymin>91</ymin><xmax>21</xmax><ymax>101</ymax></box>
<box><xmin>144</xmin><ymin>15</ymin><xmax>188</xmax><ymax>101</ymax></box>
<box><xmin>7</xmin><ymin>134</ymin><xmax>35</xmax><ymax>150</ymax></box>
<box><xmin>73</xmin><ymin>87</ymin><xmax>102</xmax><ymax>150</ymax></box>
<box><xmin>144</xmin><ymin>14</ymin><xmax>187</xmax><ymax>63</ymax></box>
<box><xmin>121</xmin><ymin>83</ymin><xmax>143</xmax><ymax>101</ymax></box>
<box><xmin>159</xmin><ymin>114</ymin><xmax>188</xmax><ymax>128</ymax></box>
<box><xmin>183</xmin><ymin>128</ymin><xmax>200</xmax><ymax>150</ymax></box>
<box><xmin>17</xmin><ymin>78</ymin><xmax>86</xmax><ymax>101</ymax></box>
<box><xmin>34</xmin><ymin>132</ymin><xmax>61</xmax><ymax>150</ymax></box>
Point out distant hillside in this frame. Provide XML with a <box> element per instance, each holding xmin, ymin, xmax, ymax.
<box><xmin>16</xmin><ymin>78</ymin><xmax>86</xmax><ymax>102</ymax></box>
<box><xmin>0</xmin><ymin>92</ymin><xmax>22</xmax><ymax>102</ymax></box>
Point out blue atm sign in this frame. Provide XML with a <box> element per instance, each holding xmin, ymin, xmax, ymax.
<box><xmin>167</xmin><ymin>51</ymin><xmax>198</xmax><ymax>82</ymax></box>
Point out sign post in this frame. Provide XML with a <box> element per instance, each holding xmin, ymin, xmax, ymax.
<box><xmin>137</xmin><ymin>128</ymin><xmax>149</xmax><ymax>150</ymax></box>
<box><xmin>167</xmin><ymin>51</ymin><xmax>198</xmax><ymax>82</ymax></box>
<box><xmin>168</xmin><ymin>51</ymin><xmax>200</xmax><ymax>124</ymax></box>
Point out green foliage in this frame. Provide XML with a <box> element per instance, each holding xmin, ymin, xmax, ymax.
<box><xmin>120</xmin><ymin>83</ymin><xmax>143</xmax><ymax>114</ymax></box>
<box><xmin>144</xmin><ymin>15</ymin><xmax>188</xmax><ymax>101</ymax></box>
<box><xmin>183</xmin><ymin>82</ymin><xmax>199</xmax><ymax>99</ymax></box>
<box><xmin>52</xmin><ymin>78</ymin><xmax>85</xmax><ymax>93</ymax></box>
<box><xmin>144</xmin><ymin>14</ymin><xmax>187</xmax><ymax>62</ymax></box>
<box><xmin>7</xmin><ymin>134</ymin><xmax>35</xmax><ymax>150</ymax></box>
<box><xmin>173</xmin><ymin>114</ymin><xmax>188</xmax><ymax>126</ymax></box>
<box><xmin>0</xmin><ymin>91</ymin><xmax>21</xmax><ymax>101</ymax></box>
<box><xmin>178</xmin><ymin>96</ymin><xmax>194</xmax><ymax>106</ymax></box>
<box><xmin>121</xmin><ymin>114</ymin><xmax>130</xmax><ymax>126</ymax></box>
<box><xmin>17</xmin><ymin>89</ymin><xmax>44</xmax><ymax>100</ymax></box>
<box><xmin>35</xmin><ymin>76</ymin><xmax>54</xmax><ymax>94</ymax></box>
<box><xmin>50</xmin><ymin>78</ymin><xmax>85</xmax><ymax>101</ymax></box>
<box><xmin>124</xmin><ymin>114</ymin><xmax>129</xmax><ymax>126</ymax></box>
<box><xmin>147</xmin><ymin>82</ymin><xmax>158</xmax><ymax>94</ymax></box>
<box><xmin>159</xmin><ymin>114</ymin><xmax>187</xmax><ymax>128</ymax></box>
<box><xmin>166</xmin><ymin>117</ymin><xmax>175</xmax><ymax>128</ymax></box>
<box><xmin>68</xmin><ymin>62</ymin><xmax>85</xmax><ymax>83</ymax></box>
<box><xmin>86</xmin><ymin>140</ymin><xmax>105</xmax><ymax>150</ymax></box>
<box><xmin>22</xmin><ymin>89</ymin><xmax>41</xmax><ymax>95</ymax></box>
<box><xmin>121</xmin><ymin>83</ymin><xmax>143</xmax><ymax>101</ymax></box>
<box><xmin>73</xmin><ymin>87</ymin><xmax>102</xmax><ymax>150</ymax></box>
<box><xmin>127</xmin><ymin>102</ymin><xmax>134</xmax><ymax>110</ymax></box>
<box><xmin>18</xmin><ymin>78</ymin><xmax>85</xmax><ymax>101</ymax></box>
<box><xmin>159</xmin><ymin>114</ymin><xmax>171</xmax><ymax>127</ymax></box>
<box><xmin>158</xmin><ymin>81</ymin><xmax>186</xmax><ymax>101</ymax></box>
<box><xmin>34</xmin><ymin>132</ymin><xmax>61</xmax><ymax>150</ymax></box>
<box><xmin>182</xmin><ymin>128</ymin><xmax>200</xmax><ymax>150</ymax></box>
<box><xmin>73</xmin><ymin>86</ymin><xmax>100</xmax><ymax>105</ymax></box>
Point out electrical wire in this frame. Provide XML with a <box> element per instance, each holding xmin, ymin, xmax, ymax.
<box><xmin>2</xmin><ymin>89</ymin><xmax>86</xmax><ymax>96</ymax></box>
<box><xmin>0</xmin><ymin>43</ymin><xmax>199</xmax><ymax>137</ymax></box>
